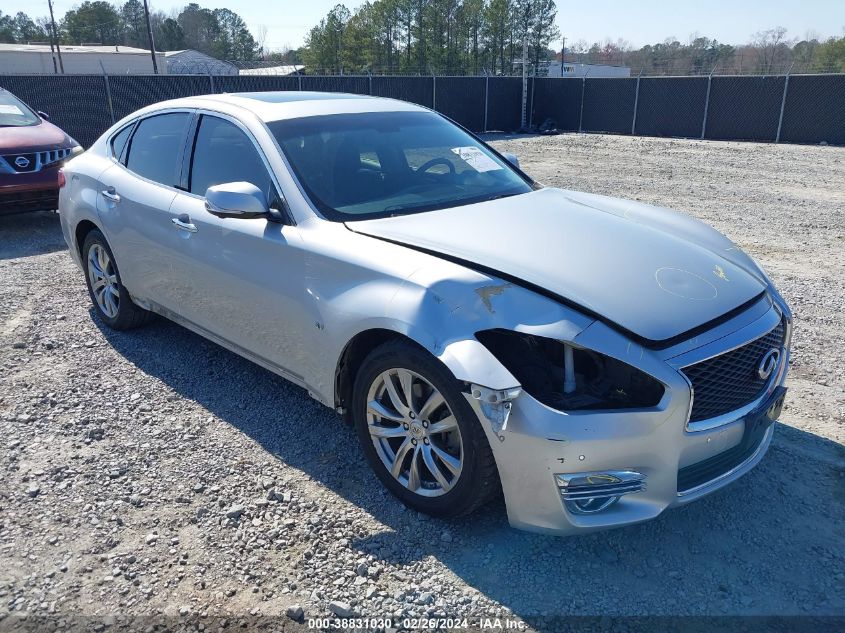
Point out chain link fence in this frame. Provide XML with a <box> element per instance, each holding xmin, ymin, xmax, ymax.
<box><xmin>1</xmin><ymin>73</ymin><xmax>842</xmax><ymax>148</ymax></box>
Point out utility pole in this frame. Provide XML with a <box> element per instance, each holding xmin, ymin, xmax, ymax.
<box><xmin>142</xmin><ymin>0</ymin><xmax>159</xmax><ymax>74</ymax></box>
<box><xmin>521</xmin><ymin>33</ymin><xmax>528</xmax><ymax>129</ymax></box>
<box><xmin>520</xmin><ymin>2</ymin><xmax>531</xmax><ymax>130</ymax></box>
<box><xmin>47</xmin><ymin>0</ymin><xmax>64</xmax><ymax>74</ymax></box>
<box><xmin>48</xmin><ymin>39</ymin><xmax>58</xmax><ymax>74</ymax></box>
<box><xmin>560</xmin><ymin>36</ymin><xmax>565</xmax><ymax>77</ymax></box>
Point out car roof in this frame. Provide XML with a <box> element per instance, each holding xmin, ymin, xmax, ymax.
<box><xmin>229</xmin><ymin>91</ymin><xmax>371</xmax><ymax>104</ymax></box>
<box><xmin>147</xmin><ymin>91</ymin><xmax>427</xmax><ymax>123</ymax></box>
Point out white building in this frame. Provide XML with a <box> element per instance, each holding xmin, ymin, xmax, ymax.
<box><xmin>0</xmin><ymin>43</ymin><xmax>166</xmax><ymax>74</ymax></box>
<box><xmin>165</xmin><ymin>50</ymin><xmax>238</xmax><ymax>75</ymax></box>
<box><xmin>545</xmin><ymin>62</ymin><xmax>631</xmax><ymax>78</ymax></box>
<box><xmin>239</xmin><ymin>65</ymin><xmax>305</xmax><ymax>76</ymax></box>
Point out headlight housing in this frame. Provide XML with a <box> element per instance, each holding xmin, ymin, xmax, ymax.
<box><xmin>476</xmin><ymin>329</ymin><xmax>665</xmax><ymax>411</ymax></box>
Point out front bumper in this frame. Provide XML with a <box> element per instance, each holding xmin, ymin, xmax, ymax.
<box><xmin>468</xmin><ymin>298</ymin><xmax>790</xmax><ymax>535</ymax></box>
<box><xmin>0</xmin><ymin>167</ymin><xmax>61</xmax><ymax>214</ymax></box>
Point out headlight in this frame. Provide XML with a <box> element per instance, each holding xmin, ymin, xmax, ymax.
<box><xmin>476</xmin><ymin>329</ymin><xmax>665</xmax><ymax>411</ymax></box>
<box><xmin>70</xmin><ymin>144</ymin><xmax>84</xmax><ymax>155</ymax></box>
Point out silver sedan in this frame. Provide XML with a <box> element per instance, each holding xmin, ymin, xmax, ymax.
<box><xmin>58</xmin><ymin>92</ymin><xmax>792</xmax><ymax>534</ymax></box>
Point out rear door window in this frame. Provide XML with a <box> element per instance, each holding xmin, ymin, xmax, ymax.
<box><xmin>125</xmin><ymin>113</ymin><xmax>191</xmax><ymax>187</ymax></box>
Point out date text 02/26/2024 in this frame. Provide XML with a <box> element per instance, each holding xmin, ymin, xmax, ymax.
<box><xmin>307</xmin><ymin>617</ymin><xmax>528</xmax><ymax>629</ymax></box>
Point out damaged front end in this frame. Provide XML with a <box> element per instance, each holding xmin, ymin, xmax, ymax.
<box><xmin>467</xmin><ymin>383</ymin><xmax>521</xmax><ymax>437</ymax></box>
<box><xmin>475</xmin><ymin>329</ymin><xmax>666</xmax><ymax>413</ymax></box>
<box><xmin>309</xmin><ymin>229</ymin><xmax>700</xmax><ymax>533</ymax></box>
<box><xmin>459</xmin><ymin>328</ymin><xmax>672</xmax><ymax>525</ymax></box>
<box><xmin>427</xmin><ymin>282</ymin><xmax>691</xmax><ymax>533</ymax></box>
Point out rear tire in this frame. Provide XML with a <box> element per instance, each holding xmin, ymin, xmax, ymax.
<box><xmin>352</xmin><ymin>340</ymin><xmax>500</xmax><ymax>518</ymax></box>
<box><xmin>81</xmin><ymin>229</ymin><xmax>151</xmax><ymax>330</ymax></box>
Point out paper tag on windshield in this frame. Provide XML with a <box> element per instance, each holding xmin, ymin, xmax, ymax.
<box><xmin>0</xmin><ymin>104</ymin><xmax>25</xmax><ymax>116</ymax></box>
<box><xmin>451</xmin><ymin>146</ymin><xmax>502</xmax><ymax>173</ymax></box>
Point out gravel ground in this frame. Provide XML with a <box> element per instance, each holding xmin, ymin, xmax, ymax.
<box><xmin>1</xmin><ymin>133</ymin><xmax>843</xmax><ymax>632</ymax></box>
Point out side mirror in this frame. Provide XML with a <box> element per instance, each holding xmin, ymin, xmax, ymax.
<box><xmin>502</xmin><ymin>152</ymin><xmax>520</xmax><ymax>169</ymax></box>
<box><xmin>205</xmin><ymin>181</ymin><xmax>269</xmax><ymax>217</ymax></box>
<box><xmin>37</xmin><ymin>110</ymin><xmax>50</xmax><ymax>120</ymax></box>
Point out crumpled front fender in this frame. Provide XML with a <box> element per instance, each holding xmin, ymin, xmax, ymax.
<box><xmin>379</xmin><ymin>263</ymin><xmax>594</xmax><ymax>390</ymax></box>
<box><xmin>305</xmin><ymin>239</ymin><xmax>595</xmax><ymax>405</ymax></box>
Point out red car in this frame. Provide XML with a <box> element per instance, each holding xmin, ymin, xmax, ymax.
<box><xmin>0</xmin><ymin>88</ymin><xmax>82</xmax><ymax>215</ymax></box>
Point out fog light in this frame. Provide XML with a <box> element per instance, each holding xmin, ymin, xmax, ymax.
<box><xmin>556</xmin><ymin>470</ymin><xmax>646</xmax><ymax>515</ymax></box>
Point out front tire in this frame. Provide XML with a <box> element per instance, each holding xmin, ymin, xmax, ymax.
<box><xmin>352</xmin><ymin>340</ymin><xmax>500</xmax><ymax>518</ymax></box>
<box><xmin>82</xmin><ymin>229</ymin><xmax>151</xmax><ymax>330</ymax></box>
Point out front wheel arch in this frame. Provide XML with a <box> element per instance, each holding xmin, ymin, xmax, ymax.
<box><xmin>334</xmin><ymin>327</ymin><xmax>521</xmax><ymax>422</ymax></box>
<box><xmin>351</xmin><ymin>338</ymin><xmax>501</xmax><ymax>516</ymax></box>
<box><xmin>335</xmin><ymin>329</ymin><xmax>427</xmax><ymax>422</ymax></box>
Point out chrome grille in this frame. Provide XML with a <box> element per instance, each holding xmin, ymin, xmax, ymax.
<box><xmin>682</xmin><ymin>321</ymin><xmax>785</xmax><ymax>423</ymax></box>
<box><xmin>0</xmin><ymin>148</ymin><xmax>73</xmax><ymax>174</ymax></box>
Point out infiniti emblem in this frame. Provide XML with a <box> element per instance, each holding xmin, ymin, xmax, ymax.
<box><xmin>757</xmin><ymin>348</ymin><xmax>780</xmax><ymax>380</ymax></box>
<box><xmin>14</xmin><ymin>156</ymin><xmax>30</xmax><ymax>168</ymax></box>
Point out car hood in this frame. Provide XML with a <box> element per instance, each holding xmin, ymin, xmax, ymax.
<box><xmin>0</xmin><ymin>120</ymin><xmax>71</xmax><ymax>153</ymax></box>
<box><xmin>346</xmin><ymin>187</ymin><xmax>768</xmax><ymax>345</ymax></box>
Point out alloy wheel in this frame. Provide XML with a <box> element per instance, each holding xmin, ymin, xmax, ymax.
<box><xmin>366</xmin><ymin>368</ymin><xmax>464</xmax><ymax>497</ymax></box>
<box><xmin>87</xmin><ymin>243</ymin><xmax>120</xmax><ymax>319</ymax></box>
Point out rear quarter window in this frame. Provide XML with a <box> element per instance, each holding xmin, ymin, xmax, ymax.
<box><xmin>110</xmin><ymin>123</ymin><xmax>134</xmax><ymax>162</ymax></box>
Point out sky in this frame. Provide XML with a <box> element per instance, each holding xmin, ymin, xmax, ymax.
<box><xmin>8</xmin><ymin>0</ymin><xmax>845</xmax><ymax>50</ymax></box>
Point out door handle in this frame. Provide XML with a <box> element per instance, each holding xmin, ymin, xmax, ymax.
<box><xmin>171</xmin><ymin>214</ymin><xmax>197</xmax><ymax>233</ymax></box>
<box><xmin>101</xmin><ymin>187</ymin><xmax>120</xmax><ymax>203</ymax></box>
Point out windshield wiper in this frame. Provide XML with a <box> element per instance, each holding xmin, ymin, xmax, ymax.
<box><xmin>482</xmin><ymin>192</ymin><xmax>521</xmax><ymax>202</ymax></box>
<box><xmin>384</xmin><ymin>197</ymin><xmax>457</xmax><ymax>214</ymax></box>
<box><xmin>383</xmin><ymin>190</ymin><xmax>524</xmax><ymax>214</ymax></box>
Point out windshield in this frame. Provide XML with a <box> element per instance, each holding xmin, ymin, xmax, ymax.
<box><xmin>0</xmin><ymin>90</ymin><xmax>41</xmax><ymax>127</ymax></box>
<box><xmin>268</xmin><ymin>111</ymin><xmax>533</xmax><ymax>220</ymax></box>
